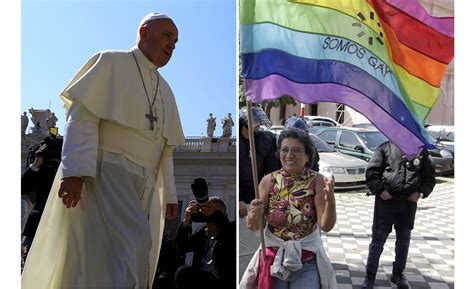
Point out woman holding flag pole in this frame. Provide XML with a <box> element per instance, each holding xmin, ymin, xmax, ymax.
<box><xmin>240</xmin><ymin>104</ymin><xmax>337</xmax><ymax>289</ymax></box>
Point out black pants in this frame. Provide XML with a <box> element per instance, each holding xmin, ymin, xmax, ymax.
<box><xmin>22</xmin><ymin>209</ymin><xmax>42</xmax><ymax>238</ymax></box>
<box><xmin>366</xmin><ymin>195</ymin><xmax>417</xmax><ymax>275</ymax></box>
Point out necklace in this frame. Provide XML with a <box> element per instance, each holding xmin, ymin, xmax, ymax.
<box><xmin>132</xmin><ymin>52</ymin><xmax>159</xmax><ymax>130</ymax></box>
<box><xmin>281</xmin><ymin>168</ymin><xmax>308</xmax><ymax>180</ymax></box>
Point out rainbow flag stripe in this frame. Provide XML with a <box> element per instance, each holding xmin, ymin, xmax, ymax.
<box><xmin>240</xmin><ymin>0</ymin><xmax>454</xmax><ymax>158</ymax></box>
<box><xmin>385</xmin><ymin>0</ymin><xmax>454</xmax><ymax>37</ymax></box>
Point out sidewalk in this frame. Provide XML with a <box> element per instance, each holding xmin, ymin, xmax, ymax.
<box><xmin>239</xmin><ymin>177</ymin><xmax>454</xmax><ymax>288</ymax></box>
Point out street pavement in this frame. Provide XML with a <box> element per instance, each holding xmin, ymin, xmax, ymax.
<box><xmin>239</xmin><ymin>177</ymin><xmax>454</xmax><ymax>288</ymax></box>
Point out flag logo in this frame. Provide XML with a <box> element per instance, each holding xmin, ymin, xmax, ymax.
<box><xmin>352</xmin><ymin>11</ymin><xmax>384</xmax><ymax>45</ymax></box>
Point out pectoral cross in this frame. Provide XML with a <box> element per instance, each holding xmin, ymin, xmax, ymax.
<box><xmin>145</xmin><ymin>108</ymin><xmax>158</xmax><ymax>130</ymax></box>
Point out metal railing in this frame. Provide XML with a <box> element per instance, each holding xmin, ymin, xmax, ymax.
<box><xmin>174</xmin><ymin>136</ymin><xmax>205</xmax><ymax>152</ymax></box>
<box><xmin>174</xmin><ymin>136</ymin><xmax>236</xmax><ymax>152</ymax></box>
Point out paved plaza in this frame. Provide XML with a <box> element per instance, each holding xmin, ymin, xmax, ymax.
<box><xmin>239</xmin><ymin>177</ymin><xmax>455</xmax><ymax>288</ymax></box>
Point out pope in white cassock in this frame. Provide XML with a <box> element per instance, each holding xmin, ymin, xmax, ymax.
<box><xmin>21</xmin><ymin>13</ymin><xmax>185</xmax><ymax>289</ymax></box>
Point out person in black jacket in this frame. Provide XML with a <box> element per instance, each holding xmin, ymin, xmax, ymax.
<box><xmin>362</xmin><ymin>141</ymin><xmax>435</xmax><ymax>289</ymax></box>
<box><xmin>21</xmin><ymin>136</ymin><xmax>62</xmax><ymax>267</ymax></box>
<box><xmin>239</xmin><ymin>106</ymin><xmax>280</xmax><ymax>218</ymax></box>
<box><xmin>175</xmin><ymin>193</ymin><xmax>235</xmax><ymax>289</ymax></box>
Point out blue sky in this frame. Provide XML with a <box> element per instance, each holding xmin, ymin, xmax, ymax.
<box><xmin>21</xmin><ymin>0</ymin><xmax>237</xmax><ymax>137</ymax></box>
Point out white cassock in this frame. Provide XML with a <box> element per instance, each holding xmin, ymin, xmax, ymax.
<box><xmin>21</xmin><ymin>46</ymin><xmax>185</xmax><ymax>289</ymax></box>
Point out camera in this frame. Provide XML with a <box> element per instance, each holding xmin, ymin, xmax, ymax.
<box><xmin>190</xmin><ymin>178</ymin><xmax>209</xmax><ymax>223</ymax></box>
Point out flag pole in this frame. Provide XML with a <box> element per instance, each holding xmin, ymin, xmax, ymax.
<box><xmin>246</xmin><ymin>100</ymin><xmax>266</xmax><ymax>261</ymax></box>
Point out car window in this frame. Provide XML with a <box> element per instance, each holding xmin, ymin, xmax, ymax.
<box><xmin>318</xmin><ymin>130</ymin><xmax>337</xmax><ymax>145</ymax></box>
<box><xmin>339</xmin><ymin>131</ymin><xmax>360</xmax><ymax>149</ymax></box>
<box><xmin>311</xmin><ymin>135</ymin><xmax>335</xmax><ymax>152</ymax></box>
<box><xmin>357</xmin><ymin>131</ymin><xmax>387</xmax><ymax>150</ymax></box>
<box><xmin>308</xmin><ymin>127</ymin><xmax>323</xmax><ymax>135</ymax></box>
<box><xmin>443</xmin><ymin>131</ymin><xmax>454</xmax><ymax>142</ymax></box>
<box><xmin>311</xmin><ymin>121</ymin><xmax>335</xmax><ymax>127</ymax></box>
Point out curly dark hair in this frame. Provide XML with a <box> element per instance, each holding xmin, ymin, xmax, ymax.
<box><xmin>277</xmin><ymin>127</ymin><xmax>315</xmax><ymax>167</ymax></box>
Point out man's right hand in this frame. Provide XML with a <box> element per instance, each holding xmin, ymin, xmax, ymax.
<box><xmin>380</xmin><ymin>190</ymin><xmax>393</xmax><ymax>200</ymax></box>
<box><xmin>32</xmin><ymin>156</ymin><xmax>43</xmax><ymax>170</ymax></box>
<box><xmin>183</xmin><ymin>200</ymin><xmax>199</xmax><ymax>225</ymax></box>
<box><xmin>58</xmin><ymin>177</ymin><xmax>84</xmax><ymax>208</ymax></box>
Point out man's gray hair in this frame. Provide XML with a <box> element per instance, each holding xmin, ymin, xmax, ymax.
<box><xmin>208</xmin><ymin>196</ymin><xmax>227</xmax><ymax>215</ymax></box>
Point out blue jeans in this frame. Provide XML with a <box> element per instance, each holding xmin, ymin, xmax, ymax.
<box><xmin>273</xmin><ymin>258</ymin><xmax>321</xmax><ymax>289</ymax></box>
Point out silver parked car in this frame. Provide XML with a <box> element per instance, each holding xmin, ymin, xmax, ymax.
<box><xmin>426</xmin><ymin>125</ymin><xmax>454</xmax><ymax>156</ymax></box>
<box><xmin>310</xmin><ymin>134</ymin><xmax>368</xmax><ymax>190</ymax></box>
<box><xmin>314</xmin><ymin>126</ymin><xmax>453</xmax><ymax>176</ymax></box>
<box><xmin>304</xmin><ymin>115</ymin><xmax>339</xmax><ymax>128</ymax></box>
<box><xmin>425</xmin><ymin>125</ymin><xmax>454</xmax><ymax>175</ymax></box>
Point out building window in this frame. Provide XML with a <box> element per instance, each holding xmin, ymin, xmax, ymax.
<box><xmin>336</xmin><ymin>104</ymin><xmax>345</xmax><ymax>124</ymax></box>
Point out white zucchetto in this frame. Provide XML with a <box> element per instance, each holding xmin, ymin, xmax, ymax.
<box><xmin>138</xmin><ymin>13</ymin><xmax>172</xmax><ymax>27</ymax></box>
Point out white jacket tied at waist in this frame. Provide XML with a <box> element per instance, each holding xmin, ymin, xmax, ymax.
<box><xmin>240</xmin><ymin>226</ymin><xmax>337</xmax><ymax>289</ymax></box>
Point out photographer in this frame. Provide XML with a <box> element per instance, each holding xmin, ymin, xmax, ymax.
<box><xmin>21</xmin><ymin>136</ymin><xmax>62</xmax><ymax>262</ymax></box>
<box><xmin>175</xmin><ymin>178</ymin><xmax>235</xmax><ymax>289</ymax></box>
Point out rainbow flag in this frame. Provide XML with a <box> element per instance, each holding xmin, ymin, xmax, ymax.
<box><xmin>240</xmin><ymin>0</ymin><xmax>454</xmax><ymax>158</ymax></box>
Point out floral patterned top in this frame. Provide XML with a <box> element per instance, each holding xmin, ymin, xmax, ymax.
<box><xmin>266</xmin><ymin>168</ymin><xmax>318</xmax><ymax>241</ymax></box>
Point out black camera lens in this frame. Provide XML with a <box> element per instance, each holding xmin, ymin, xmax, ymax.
<box><xmin>191</xmin><ymin>178</ymin><xmax>209</xmax><ymax>204</ymax></box>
